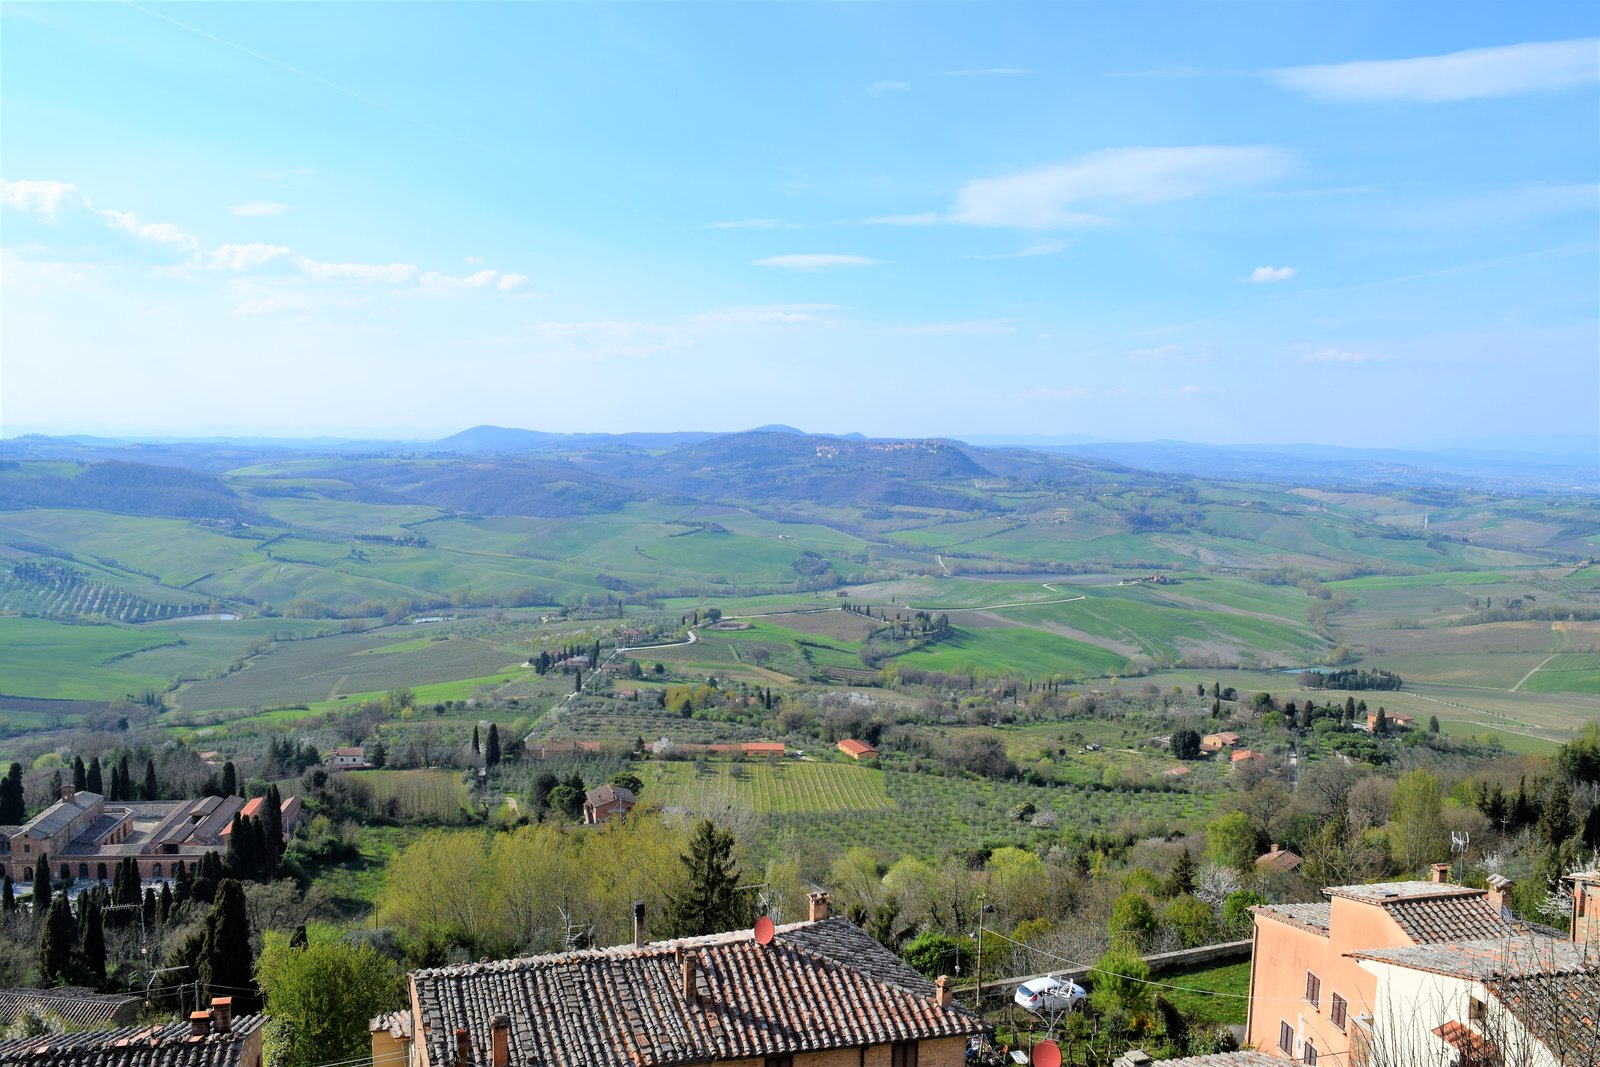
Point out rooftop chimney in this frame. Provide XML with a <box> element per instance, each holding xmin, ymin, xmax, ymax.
<box><xmin>490</xmin><ymin>1014</ymin><xmax>510</xmax><ymax>1067</ymax></box>
<box><xmin>454</xmin><ymin>1027</ymin><xmax>472</xmax><ymax>1067</ymax></box>
<box><xmin>633</xmin><ymin>900</ymin><xmax>646</xmax><ymax>947</ymax></box>
<box><xmin>934</xmin><ymin>975</ymin><xmax>953</xmax><ymax>1009</ymax></box>
<box><xmin>209</xmin><ymin>997</ymin><xmax>232</xmax><ymax>1034</ymax></box>
<box><xmin>1486</xmin><ymin>874</ymin><xmax>1514</xmax><ymax>916</ymax></box>
<box><xmin>59</xmin><ymin>786</ymin><xmax>75</xmax><ymax>804</ymax></box>
<box><xmin>680</xmin><ymin>950</ymin><xmax>699</xmax><ymax>1004</ymax></box>
<box><xmin>808</xmin><ymin>891</ymin><xmax>831</xmax><ymax>922</ymax></box>
<box><xmin>188</xmin><ymin>1011</ymin><xmax>211</xmax><ymax>1038</ymax></box>
<box><xmin>1431</xmin><ymin>863</ymin><xmax>1452</xmax><ymax>884</ymax></box>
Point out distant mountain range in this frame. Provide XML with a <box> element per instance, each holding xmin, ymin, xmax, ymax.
<box><xmin>4</xmin><ymin>425</ymin><xmax>1595</xmax><ymax>493</ymax></box>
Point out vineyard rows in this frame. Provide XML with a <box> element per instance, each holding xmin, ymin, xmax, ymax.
<box><xmin>640</xmin><ymin>760</ymin><xmax>894</xmax><ymax>814</ymax></box>
<box><xmin>0</xmin><ymin>571</ymin><xmax>201</xmax><ymax>623</ymax></box>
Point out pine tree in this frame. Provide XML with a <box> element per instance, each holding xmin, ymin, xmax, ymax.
<box><xmin>72</xmin><ymin>757</ymin><xmax>87</xmax><ymax>793</ymax></box>
<box><xmin>221</xmin><ymin>761</ymin><xmax>238</xmax><ymax>798</ymax></box>
<box><xmin>37</xmin><ymin>894</ymin><xmax>76</xmax><ymax>985</ymax></box>
<box><xmin>661</xmin><ymin>819</ymin><xmax>750</xmax><ymax>938</ymax></box>
<box><xmin>144</xmin><ymin>759</ymin><xmax>159</xmax><ymax>801</ymax></box>
<box><xmin>485</xmin><ymin>724</ymin><xmax>501</xmax><ymax>768</ymax></box>
<box><xmin>86</xmin><ymin>757</ymin><xmax>103</xmax><ymax>796</ymax></box>
<box><xmin>80</xmin><ymin>895</ymin><xmax>106</xmax><ymax>987</ymax></box>
<box><xmin>1167</xmin><ymin>848</ymin><xmax>1196</xmax><ymax>897</ymax></box>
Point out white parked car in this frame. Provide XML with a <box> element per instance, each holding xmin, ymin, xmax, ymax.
<box><xmin>1013</xmin><ymin>975</ymin><xmax>1086</xmax><ymax>1014</ymax></box>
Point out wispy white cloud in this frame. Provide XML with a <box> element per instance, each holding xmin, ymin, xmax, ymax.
<box><xmin>228</xmin><ymin>201</ymin><xmax>292</xmax><ymax>217</ymax></box>
<box><xmin>946</xmin><ymin>67</ymin><xmax>1033</xmax><ymax>76</ymax></box>
<box><xmin>753</xmin><ymin>254</ymin><xmax>883</xmax><ymax>271</ymax></box>
<box><xmin>1303</xmin><ymin>348</ymin><xmax>1391</xmax><ymax>363</ymax></box>
<box><xmin>1025</xmin><ymin>386</ymin><xmax>1095</xmax><ymax>400</ymax></box>
<box><xmin>0</xmin><ymin>179</ymin><xmax>81</xmax><ymax>222</ymax></box>
<box><xmin>892</xmin><ymin>318</ymin><xmax>1017</xmax><ymax>336</ymax></box>
<box><xmin>97</xmin><ymin>209</ymin><xmax>201</xmax><ymax>254</ymax></box>
<box><xmin>967</xmin><ymin>239</ymin><xmax>1068</xmax><ymax>260</ymax></box>
<box><xmin>869</xmin><ymin>146</ymin><xmax>1293</xmax><ymax>229</ymax></box>
<box><xmin>1250</xmin><ymin>265</ymin><xmax>1296</xmax><ymax>283</ymax></box>
<box><xmin>693</xmin><ymin>304</ymin><xmax>842</xmax><ymax>326</ymax></box>
<box><xmin>867</xmin><ymin>80</ymin><xmax>912</xmax><ymax>93</ymax></box>
<box><xmin>709</xmin><ymin>218</ymin><xmax>781</xmax><ymax>229</ymax></box>
<box><xmin>1270</xmin><ymin>38</ymin><xmax>1599</xmax><ymax>102</ymax></box>
<box><xmin>1164</xmin><ymin>384</ymin><xmax>1227</xmax><ymax>395</ymax></box>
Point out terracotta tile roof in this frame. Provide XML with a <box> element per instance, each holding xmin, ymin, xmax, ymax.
<box><xmin>1382</xmin><ymin>893</ymin><xmax>1516</xmax><ymax>943</ymax></box>
<box><xmin>1490</xmin><ymin>967</ymin><xmax>1600</xmax><ymax>1067</ymax></box>
<box><xmin>1349</xmin><ymin>936</ymin><xmax>1595</xmax><ymax>982</ymax></box>
<box><xmin>584</xmin><ymin>784</ymin><xmax>636</xmax><ymax>806</ymax></box>
<box><xmin>368</xmin><ymin>1010</ymin><xmax>413</xmax><ymax>1041</ymax></box>
<box><xmin>0</xmin><ymin>988</ymin><xmax>139</xmax><ymax>1030</ymax></box>
<box><xmin>1432</xmin><ymin>1019</ymin><xmax>1498</xmax><ymax>1063</ymax></box>
<box><xmin>1325</xmin><ymin>880</ymin><xmax>1482</xmax><ymax>904</ymax></box>
<box><xmin>410</xmin><ymin>917</ymin><xmax>985</xmax><ymax>1067</ymax></box>
<box><xmin>837</xmin><ymin>739</ymin><xmax>878</xmax><ymax>758</ymax></box>
<box><xmin>1254</xmin><ymin>902</ymin><xmax>1331</xmax><ymax>936</ymax></box>
<box><xmin>0</xmin><ymin>1015</ymin><xmax>264</xmax><ymax>1067</ymax></box>
<box><xmin>1255</xmin><ymin>847</ymin><xmax>1302</xmax><ymax>873</ymax></box>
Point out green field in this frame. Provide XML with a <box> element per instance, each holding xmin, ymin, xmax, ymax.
<box><xmin>0</xmin><ymin>616</ymin><xmax>178</xmax><ymax>699</ymax></box>
<box><xmin>892</xmin><ymin>626</ymin><xmax>1133</xmax><ymax>680</ymax></box>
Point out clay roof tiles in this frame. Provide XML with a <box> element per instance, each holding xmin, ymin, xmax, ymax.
<box><xmin>410</xmin><ymin>917</ymin><xmax>985</xmax><ymax>1067</ymax></box>
<box><xmin>0</xmin><ymin>1014</ymin><xmax>264</xmax><ymax>1067</ymax></box>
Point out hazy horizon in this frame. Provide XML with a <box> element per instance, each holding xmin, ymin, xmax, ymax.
<box><xmin>3</xmin><ymin>3</ymin><xmax>1597</xmax><ymax>446</ymax></box>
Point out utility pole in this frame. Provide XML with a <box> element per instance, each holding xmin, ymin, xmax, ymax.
<box><xmin>974</xmin><ymin>900</ymin><xmax>995</xmax><ymax>1011</ymax></box>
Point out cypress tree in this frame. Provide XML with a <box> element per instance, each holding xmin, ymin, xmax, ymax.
<box><xmin>72</xmin><ymin>757</ymin><xmax>87</xmax><ymax>793</ymax></box>
<box><xmin>144</xmin><ymin>759</ymin><xmax>159</xmax><ymax>801</ymax></box>
<box><xmin>2</xmin><ymin>876</ymin><xmax>12</xmax><ymax>912</ymax></box>
<box><xmin>224</xmin><ymin>814</ymin><xmax>248</xmax><ymax>879</ymax></box>
<box><xmin>251</xmin><ymin>819</ymin><xmax>270</xmax><ymax>882</ymax></box>
<box><xmin>203</xmin><ymin>880</ymin><xmax>258</xmax><ymax>1011</ymax></box>
<box><xmin>264</xmin><ymin>785</ymin><xmax>284</xmax><ymax>865</ymax></box>
<box><xmin>86</xmin><ymin>757</ymin><xmax>103</xmax><ymax>796</ymax></box>
<box><xmin>143</xmin><ymin>886</ymin><xmax>158</xmax><ymax>933</ymax></box>
<box><xmin>472</xmin><ymin>725</ymin><xmax>480</xmax><ymax>754</ymax></box>
<box><xmin>173</xmin><ymin>860</ymin><xmax>192</xmax><ymax>905</ymax></box>
<box><xmin>485</xmin><ymin>724</ymin><xmax>501</xmax><ymax>768</ymax></box>
<box><xmin>159</xmin><ymin>881</ymin><xmax>174</xmax><ymax>924</ymax></box>
<box><xmin>0</xmin><ymin>763</ymin><xmax>22</xmax><ymax>823</ymax></box>
<box><xmin>221</xmin><ymin>761</ymin><xmax>238</xmax><ymax>798</ymax></box>
<box><xmin>118</xmin><ymin>755</ymin><xmax>131</xmax><ymax>800</ymax></box>
<box><xmin>107</xmin><ymin>764</ymin><xmax>121</xmax><ymax>802</ymax></box>
<box><xmin>37</xmin><ymin>894</ymin><xmax>76</xmax><ymax>985</ymax></box>
<box><xmin>80</xmin><ymin>895</ymin><xmax>106</xmax><ymax>987</ymax></box>
<box><xmin>33</xmin><ymin>853</ymin><xmax>52</xmax><ymax>916</ymax></box>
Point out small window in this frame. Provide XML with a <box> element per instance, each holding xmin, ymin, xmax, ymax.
<box><xmin>763</xmin><ymin>1057</ymin><xmax>793</xmax><ymax>1067</ymax></box>
<box><xmin>1280</xmin><ymin>1022</ymin><xmax>1295</xmax><ymax>1055</ymax></box>
<box><xmin>1470</xmin><ymin>996</ymin><xmax>1487</xmax><ymax>1024</ymax></box>
<box><xmin>1331</xmin><ymin>993</ymin><xmax>1348</xmax><ymax>1031</ymax></box>
<box><xmin>1303</xmin><ymin>1041</ymin><xmax>1318</xmax><ymax>1066</ymax></box>
<box><xmin>892</xmin><ymin>1042</ymin><xmax>919</xmax><ymax>1067</ymax></box>
<box><xmin>1305</xmin><ymin>971</ymin><xmax>1321</xmax><ymax>1009</ymax></box>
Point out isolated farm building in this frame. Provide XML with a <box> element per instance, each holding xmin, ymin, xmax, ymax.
<box><xmin>1366</xmin><ymin>711</ymin><xmax>1415</xmax><ymax>731</ymax></box>
<box><xmin>324</xmin><ymin>745</ymin><xmax>369</xmax><ymax>769</ymax></box>
<box><xmin>1255</xmin><ymin>843</ymin><xmax>1303</xmax><ymax>874</ymax></box>
<box><xmin>1229</xmin><ymin>748</ymin><xmax>1266</xmax><ymax>765</ymax></box>
<box><xmin>1164</xmin><ymin>765</ymin><xmax>1192</xmax><ymax>779</ymax></box>
<box><xmin>401</xmin><ymin>894</ymin><xmax>987</xmax><ymax>1067</ymax></box>
<box><xmin>1200</xmin><ymin>731</ymin><xmax>1241</xmax><ymax>753</ymax></box>
<box><xmin>582</xmin><ymin>784</ymin><xmax>636</xmax><ymax>825</ymax></box>
<box><xmin>0</xmin><ymin>786</ymin><xmax>302</xmax><ymax>884</ymax></box>
<box><xmin>1244</xmin><ymin>865</ymin><xmax>1536</xmax><ymax>1065</ymax></box>
<box><xmin>0</xmin><ymin>997</ymin><xmax>264</xmax><ymax>1067</ymax></box>
<box><xmin>837</xmin><ymin>738</ymin><xmax>880</xmax><ymax>760</ymax></box>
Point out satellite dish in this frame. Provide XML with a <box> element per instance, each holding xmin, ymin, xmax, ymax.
<box><xmin>1032</xmin><ymin>1040</ymin><xmax>1062</xmax><ymax>1067</ymax></box>
<box><xmin>753</xmin><ymin>915</ymin><xmax>775</xmax><ymax>945</ymax></box>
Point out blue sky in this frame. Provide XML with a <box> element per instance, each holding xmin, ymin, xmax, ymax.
<box><xmin>2</xmin><ymin>2</ymin><xmax>1596</xmax><ymax>445</ymax></box>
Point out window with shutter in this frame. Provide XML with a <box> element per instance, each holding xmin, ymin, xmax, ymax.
<box><xmin>1330</xmin><ymin>992</ymin><xmax>1347</xmax><ymax>1031</ymax></box>
<box><xmin>1304</xmin><ymin>971</ymin><xmax>1321</xmax><ymax>1009</ymax></box>
<box><xmin>1280</xmin><ymin>1021</ymin><xmax>1295</xmax><ymax>1054</ymax></box>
